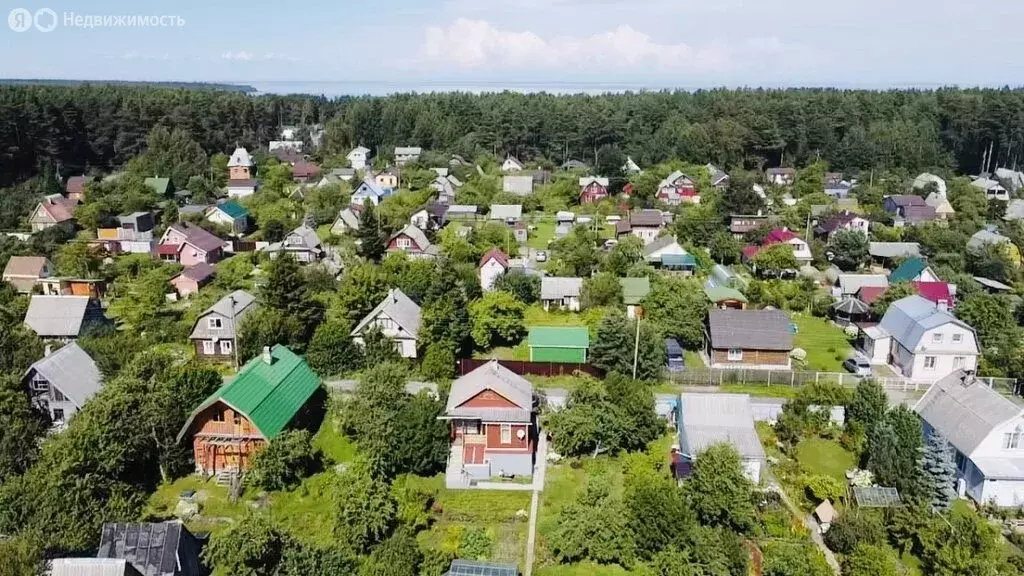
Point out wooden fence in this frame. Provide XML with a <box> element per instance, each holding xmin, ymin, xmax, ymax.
<box><xmin>458</xmin><ymin>359</ymin><xmax>602</xmax><ymax>378</ymax></box>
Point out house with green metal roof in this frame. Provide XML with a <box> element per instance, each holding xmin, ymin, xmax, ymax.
<box><xmin>528</xmin><ymin>327</ymin><xmax>590</xmax><ymax>364</ymax></box>
<box><xmin>620</xmin><ymin>277</ymin><xmax>651</xmax><ymax>319</ymax></box>
<box><xmin>206</xmin><ymin>201</ymin><xmax>250</xmax><ymax>234</ymax></box>
<box><xmin>889</xmin><ymin>257</ymin><xmax>940</xmax><ymax>283</ymax></box>
<box><xmin>704</xmin><ymin>285</ymin><xmax>749</xmax><ymax>310</ymax></box>
<box><xmin>144</xmin><ymin>177</ymin><xmax>171</xmax><ymax>196</ymax></box>
<box><xmin>176</xmin><ymin>345</ymin><xmax>321</xmax><ymax>475</ymax></box>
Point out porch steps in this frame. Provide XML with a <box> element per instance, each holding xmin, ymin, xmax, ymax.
<box><xmin>445</xmin><ymin>442</ymin><xmax>471</xmax><ymax>489</ymax></box>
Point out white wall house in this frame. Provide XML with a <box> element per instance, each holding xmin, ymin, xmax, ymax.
<box><xmin>916</xmin><ymin>370</ymin><xmax>1024</xmax><ymax>507</ymax></box>
<box><xmin>351</xmin><ymin>289</ymin><xmax>421</xmax><ymax>359</ymax></box>
<box><xmin>347</xmin><ymin>146</ymin><xmax>371</xmax><ymax>171</ymax></box>
<box><xmin>540</xmin><ymin>277</ymin><xmax>582</xmax><ymax>312</ymax></box>
<box><xmin>867</xmin><ymin>295</ymin><xmax>980</xmax><ymax>381</ymax></box>
<box><xmin>479</xmin><ymin>249</ymin><xmax>510</xmax><ymax>292</ymax></box>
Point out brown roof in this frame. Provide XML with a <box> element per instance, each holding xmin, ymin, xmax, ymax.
<box><xmin>630</xmin><ymin>209</ymin><xmax>664</xmax><ymax>227</ymax></box>
<box><xmin>181</xmin><ymin>262</ymin><xmax>216</xmax><ymax>283</ymax></box>
<box><xmin>65</xmin><ymin>176</ymin><xmax>88</xmax><ymax>196</ymax></box>
<box><xmin>227</xmin><ymin>178</ymin><xmax>258</xmax><ymax>188</ymax></box>
<box><xmin>3</xmin><ymin>256</ymin><xmax>48</xmax><ymax>278</ymax></box>
<box><xmin>40</xmin><ymin>198</ymin><xmax>76</xmax><ymax>222</ymax></box>
<box><xmin>168</xmin><ymin>223</ymin><xmax>225</xmax><ymax>253</ymax></box>
<box><xmin>292</xmin><ymin>162</ymin><xmax>321</xmax><ymax>179</ymax></box>
<box><xmin>480</xmin><ymin>248</ymin><xmax>510</xmax><ymax>268</ymax></box>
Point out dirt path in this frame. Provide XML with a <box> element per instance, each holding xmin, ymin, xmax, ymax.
<box><xmin>524</xmin><ymin>433</ymin><xmax>548</xmax><ymax>576</ymax></box>
<box><xmin>768</xmin><ymin>472</ymin><xmax>841</xmax><ymax>574</ymax></box>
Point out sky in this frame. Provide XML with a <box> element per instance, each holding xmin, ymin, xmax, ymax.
<box><xmin>1</xmin><ymin>0</ymin><xmax>1023</xmax><ymax>94</ymax></box>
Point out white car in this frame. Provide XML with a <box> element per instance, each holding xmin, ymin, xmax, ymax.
<box><xmin>605</xmin><ymin>215</ymin><xmax>622</xmax><ymax>223</ymax></box>
<box><xmin>843</xmin><ymin>356</ymin><xmax>872</xmax><ymax>378</ymax></box>
<box><xmin>535</xmin><ymin>251</ymin><xmax>548</xmax><ymax>262</ymax></box>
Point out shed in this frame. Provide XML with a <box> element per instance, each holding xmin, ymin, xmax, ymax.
<box><xmin>814</xmin><ymin>500</ymin><xmax>837</xmax><ymax>525</ymax></box>
<box><xmin>704</xmin><ymin>286</ymin><xmax>748</xmax><ymax>309</ymax></box>
<box><xmin>528</xmin><ymin>327</ymin><xmax>590</xmax><ymax>364</ymax></box>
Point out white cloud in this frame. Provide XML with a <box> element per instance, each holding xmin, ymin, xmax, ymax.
<box><xmin>221</xmin><ymin>50</ymin><xmax>254</xmax><ymax>61</ymax></box>
<box><xmin>420</xmin><ymin>19</ymin><xmax>798</xmax><ymax>73</ymax></box>
<box><xmin>220</xmin><ymin>50</ymin><xmax>300</xmax><ymax>63</ymax></box>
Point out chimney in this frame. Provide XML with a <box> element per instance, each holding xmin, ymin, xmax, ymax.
<box><xmin>262</xmin><ymin>346</ymin><xmax>273</xmax><ymax>365</ymax></box>
<box><xmin>44</xmin><ymin>344</ymin><xmax>52</xmax><ymax>357</ymax></box>
<box><xmin>391</xmin><ymin>289</ymin><xmax>397</xmax><ymax>303</ymax></box>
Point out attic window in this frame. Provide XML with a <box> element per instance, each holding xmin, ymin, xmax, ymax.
<box><xmin>727</xmin><ymin>348</ymin><xmax>743</xmax><ymax>361</ymax></box>
<box><xmin>208</xmin><ymin>318</ymin><xmax>223</xmax><ymax>329</ymax></box>
<box><xmin>953</xmin><ymin>334</ymin><xmax>963</xmax><ymax>343</ymax></box>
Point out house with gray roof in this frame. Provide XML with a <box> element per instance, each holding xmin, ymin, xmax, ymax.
<box><xmin>972</xmin><ymin>177</ymin><xmax>1009</xmax><ymax>201</ymax></box>
<box><xmin>860</xmin><ymin>295</ymin><xmax>979</xmax><ymax>380</ymax></box>
<box><xmin>707</xmin><ymin>309</ymin><xmax>793</xmax><ymax>369</ymax></box>
<box><xmin>675</xmin><ymin>393</ymin><xmax>765</xmax><ymax>482</ymax></box>
<box><xmin>97</xmin><ymin>521</ymin><xmax>205</xmax><ymax>576</ymax></box>
<box><xmin>489</xmin><ymin>204</ymin><xmax>523</xmax><ymax>222</ymax></box>
<box><xmin>387</xmin><ymin>224</ymin><xmax>439</xmax><ymax>260</ymax></box>
<box><xmin>22</xmin><ymin>341</ymin><xmax>102</xmax><ymax>428</ymax></box>
<box><xmin>869</xmin><ymin>242</ymin><xmax>921</xmax><ymax>263</ymax></box>
<box><xmin>440</xmin><ymin>360</ymin><xmax>535</xmax><ymax>485</ymax></box>
<box><xmin>1004</xmin><ymin>199</ymin><xmax>1024</xmax><ymax>222</ymax></box>
<box><xmin>502</xmin><ymin>175</ymin><xmax>534</xmax><ymax>196</ymax></box>
<box><xmin>352</xmin><ymin>288</ymin><xmax>421</xmax><ymax>358</ymax></box>
<box><xmin>915</xmin><ymin>370</ymin><xmax>1024</xmax><ymax>507</ymax></box>
<box><xmin>51</xmin><ymin>559</ymin><xmax>142</xmax><ymax>576</ymax></box>
<box><xmin>2</xmin><ymin>255</ymin><xmax>52</xmax><ymax>293</ymax></box>
<box><xmin>188</xmin><ymin>290</ymin><xmax>257</xmax><ymax>363</ymax></box>
<box><xmin>351</xmin><ymin>178</ymin><xmax>393</xmax><ymax>207</ymax></box>
<box><xmin>541</xmin><ymin>277</ymin><xmax>583</xmax><ymax>312</ymax></box>
<box><xmin>24</xmin><ymin>295</ymin><xmax>104</xmax><ymax>340</ymax></box>
<box><xmin>835</xmin><ymin>274</ymin><xmax>888</xmax><ymax>298</ymax></box>
<box><xmin>395</xmin><ymin>146</ymin><xmax>422</xmax><ymax>165</ymax></box>
<box><xmin>331</xmin><ymin>206</ymin><xmax>362</xmax><ymax>235</ymax></box>
<box><xmin>968</xmin><ymin>228</ymin><xmax>1014</xmax><ymax>254</ymax></box>
<box><xmin>262</xmin><ymin>224</ymin><xmax>323</xmax><ymax>263</ymax></box>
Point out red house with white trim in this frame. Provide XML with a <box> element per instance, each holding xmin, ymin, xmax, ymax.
<box><xmin>579</xmin><ymin>177</ymin><xmax>610</xmax><ymax>204</ymax></box>
<box><xmin>440</xmin><ymin>360</ymin><xmax>535</xmax><ymax>487</ymax></box>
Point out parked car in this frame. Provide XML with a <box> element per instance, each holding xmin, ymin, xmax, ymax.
<box><xmin>605</xmin><ymin>215</ymin><xmax>622</xmax><ymax>223</ymax></box>
<box><xmin>603</xmin><ymin>239</ymin><xmax>618</xmax><ymax>249</ymax></box>
<box><xmin>843</xmin><ymin>356</ymin><xmax>872</xmax><ymax>377</ymax></box>
<box><xmin>535</xmin><ymin>251</ymin><xmax>548</xmax><ymax>262</ymax></box>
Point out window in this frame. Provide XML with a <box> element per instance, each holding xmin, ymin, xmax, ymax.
<box><xmin>396</xmin><ymin>237</ymin><xmax>412</xmax><ymax>249</ymax></box>
<box><xmin>954</xmin><ymin>356</ymin><xmax>966</xmax><ymax>369</ymax></box>
<box><xmin>212</xmin><ymin>410</ymin><xmax>225</xmax><ymax>423</ymax></box>
<box><xmin>1004</xmin><ymin>431</ymin><xmax>1022</xmax><ymax>449</ymax></box>
<box><xmin>52</xmin><ymin>388</ymin><xmax>65</xmax><ymax>402</ymax></box>
<box><xmin>727</xmin><ymin>348</ymin><xmax>743</xmax><ymax>361</ymax></box>
<box><xmin>30</xmin><ymin>378</ymin><xmax>48</xmax><ymax>392</ymax></box>
<box><xmin>208</xmin><ymin>317</ymin><xmax>223</xmax><ymax>330</ymax></box>
<box><xmin>501</xmin><ymin>424</ymin><xmax>512</xmax><ymax>444</ymax></box>
<box><xmin>202</xmin><ymin>340</ymin><xmax>215</xmax><ymax>355</ymax></box>
<box><xmin>220</xmin><ymin>340</ymin><xmax>233</xmax><ymax>355</ymax></box>
<box><xmin>953</xmin><ymin>333</ymin><xmax>963</xmax><ymax>344</ymax></box>
<box><xmin>376</xmin><ymin>317</ymin><xmax>396</xmax><ymax>330</ymax></box>
<box><xmin>233</xmin><ymin>413</ymin><xmax>242</xmax><ymax>425</ymax></box>
<box><xmin>932</xmin><ymin>333</ymin><xmax>943</xmax><ymax>343</ymax></box>
<box><xmin>52</xmin><ymin>409</ymin><xmax>64</xmax><ymax>423</ymax></box>
<box><xmin>924</xmin><ymin>356</ymin><xmax>937</xmax><ymax>370</ymax></box>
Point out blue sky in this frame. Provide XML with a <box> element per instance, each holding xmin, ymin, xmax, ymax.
<box><xmin>2</xmin><ymin>0</ymin><xmax>1023</xmax><ymax>92</ymax></box>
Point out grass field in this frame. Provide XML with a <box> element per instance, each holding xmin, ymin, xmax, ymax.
<box><xmin>528</xmin><ymin>221</ymin><xmax>556</xmax><ymax>249</ymax></box>
<box><xmin>722</xmin><ymin>384</ymin><xmax>801</xmax><ymax>399</ymax></box>
<box><xmin>795</xmin><ymin>438</ymin><xmax>856</xmax><ymax>481</ymax></box>
<box><xmin>790</xmin><ymin>314</ymin><xmax>853</xmax><ymax>372</ymax></box>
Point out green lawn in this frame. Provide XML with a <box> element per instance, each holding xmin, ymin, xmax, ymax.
<box><xmin>528</xmin><ymin>221</ymin><xmax>556</xmax><ymax>249</ymax></box>
<box><xmin>722</xmin><ymin>384</ymin><xmax>801</xmax><ymax>399</ymax></box>
<box><xmin>790</xmin><ymin>314</ymin><xmax>853</xmax><ymax>372</ymax></box>
<box><xmin>794</xmin><ymin>438</ymin><xmax>856</xmax><ymax>482</ymax></box>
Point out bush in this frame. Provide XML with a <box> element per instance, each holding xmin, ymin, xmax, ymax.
<box><xmin>248</xmin><ymin>430</ymin><xmax>321</xmax><ymax>491</ymax></box>
<box><xmin>458</xmin><ymin>528</ymin><xmax>493</xmax><ymax>560</ymax></box>
<box><xmin>420</xmin><ymin>343</ymin><xmax>455</xmax><ymax>381</ymax></box>
<box><xmin>822</xmin><ymin>511</ymin><xmax>886</xmax><ymax>555</ymax></box>
<box><xmin>804</xmin><ymin>474</ymin><xmax>845</xmax><ymax>503</ymax></box>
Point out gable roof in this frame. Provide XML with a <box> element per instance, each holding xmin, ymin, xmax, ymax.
<box><xmin>643</xmin><ymin>235</ymin><xmax>682</xmax><ymax>257</ymax></box>
<box><xmin>579</xmin><ymin>176</ymin><xmax>609</xmax><ymax>188</ymax></box>
<box><xmin>189</xmin><ymin>290</ymin><xmax>257</xmax><ymax>340</ymax></box>
<box><xmin>3</xmin><ymin>255</ymin><xmax>49</xmax><ymax>278</ymax></box>
<box><xmin>708</xmin><ymin>309</ymin><xmax>792</xmax><ymax>351</ymax></box>
<box><xmin>766</xmin><ymin>167</ymin><xmax>797</xmax><ymax>176</ymax></box>
<box><xmin>179</xmin><ymin>262</ymin><xmax>216</xmax><ymax>284</ymax></box>
<box><xmin>25</xmin><ymin>342</ymin><xmax>102</xmax><ymax>407</ymax></box>
<box><xmin>352</xmin><ymin>288</ymin><xmax>421</xmax><ymax>338</ymax></box>
<box><xmin>480</xmin><ymin>248</ymin><xmax>510</xmax><ymax>269</ymax></box>
<box><xmin>65</xmin><ymin>175</ymin><xmax>89</xmax><ymax>196</ymax></box>
<box><xmin>679</xmin><ymin>393</ymin><xmax>766</xmax><ymax>460</ymax></box>
<box><xmin>528</xmin><ymin>326</ymin><xmax>589</xmax><ymax>348</ymax></box>
<box><xmin>815</xmin><ymin>210</ymin><xmax>863</xmax><ymax>233</ymax></box>
<box><xmin>704</xmin><ymin>286</ymin><xmax>748</xmax><ymax>304</ymax></box>
<box><xmin>177</xmin><ymin>345</ymin><xmax>320</xmax><ymax>441</ymax></box>
<box><xmin>630</xmin><ymin>209</ymin><xmax>664</xmax><ymax>227</ymax></box>
<box><xmin>887</xmin><ymin>194</ymin><xmax>925</xmax><ymax>208</ymax></box>
<box><xmin>390</xmin><ymin>224</ymin><xmax>432</xmax><ymax>251</ymax></box>
<box><xmin>502</xmin><ymin>175</ymin><xmax>534</xmax><ymax>195</ymax></box>
<box><xmin>915</xmin><ymin>370</ymin><xmax>1023</xmax><ymax>456</ymax></box>
<box><xmin>869</xmin><ymin>242</ymin><xmax>920</xmax><ymax>259</ymax></box>
<box><xmin>879</xmin><ymin>295</ymin><xmax>976</xmax><ymax>352</ymax></box>
<box><xmin>968</xmin><ymin>229</ymin><xmax>1011</xmax><ymax>252</ymax></box>
<box><xmin>913</xmin><ymin>172</ymin><xmax>947</xmax><ymax>195</ymax></box>
<box><xmin>353</xmin><ymin>178</ymin><xmax>389</xmax><ymax>200</ymax></box>
<box><xmin>489</xmin><ymin>204</ymin><xmax>523</xmax><ymax>220</ymax></box>
<box><xmin>348</xmin><ymin>146</ymin><xmax>371</xmax><ymax>157</ymax></box>
<box><xmin>889</xmin><ymin>257</ymin><xmax>929</xmax><ymax>282</ymax></box>
<box><xmin>212</xmin><ymin>200</ymin><xmax>248</xmax><ymax>219</ymax></box>
<box><xmin>333</xmin><ymin>208</ymin><xmax>361</xmax><ymax>230</ymax></box>
<box><xmin>51</xmin><ymin>559</ymin><xmax>141</xmax><ymax>576</ymax></box>
<box><xmin>541</xmin><ymin>277</ymin><xmax>582</xmax><ymax>300</ymax></box>
<box><xmin>706</xmin><ymin>163</ymin><xmax>729</xmax><ymax>185</ymax></box>
<box><xmin>166</xmin><ymin>223</ymin><xmax>225</xmax><ymax>253</ymax></box>
<box><xmin>395</xmin><ymin>146</ymin><xmax>422</xmax><ymax>156</ymax></box>
<box><xmin>446</xmin><ymin>360</ymin><xmax>533</xmax><ymax>418</ymax></box>
<box><xmin>227</xmin><ymin>147</ymin><xmax>253</xmax><ymax>167</ymax></box>
<box><xmin>288</xmin><ymin>224</ymin><xmax>322</xmax><ymax>250</ymax></box>
<box><xmin>37</xmin><ymin>197</ymin><xmax>76</xmax><ymax>223</ymax></box>
<box><xmin>98</xmin><ymin>521</ymin><xmax>203</xmax><ymax>576</ymax></box>
<box><xmin>24</xmin><ymin>295</ymin><xmax>96</xmax><ymax>337</ymax></box>
<box><xmin>911</xmin><ymin>281</ymin><xmax>952</xmax><ymax>305</ymax></box>
<box><xmin>838</xmin><ymin>274</ymin><xmax>888</xmax><ymax>295</ymax></box>
<box><xmin>620</xmin><ymin>277</ymin><xmax>651</xmax><ymax>305</ymax></box>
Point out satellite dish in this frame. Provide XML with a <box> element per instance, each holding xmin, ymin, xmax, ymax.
<box><xmin>826</xmin><ymin>251</ymin><xmax>835</xmax><ymax>261</ymax></box>
<box><xmin>516</xmin><ymin>429</ymin><xmax>526</xmax><ymax>440</ymax></box>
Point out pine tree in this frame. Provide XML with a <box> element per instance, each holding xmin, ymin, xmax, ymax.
<box><xmin>922</xmin><ymin>431</ymin><xmax>957</xmax><ymax>510</ymax></box>
<box><xmin>356</xmin><ymin>201</ymin><xmax>385</xmax><ymax>262</ymax></box>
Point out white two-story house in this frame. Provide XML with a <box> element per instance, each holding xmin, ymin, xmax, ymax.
<box><xmin>351</xmin><ymin>289</ymin><xmax>421</xmax><ymax>358</ymax></box>
<box><xmin>916</xmin><ymin>370</ymin><xmax>1024</xmax><ymax>507</ymax></box>
<box><xmin>347</xmin><ymin>146</ymin><xmax>371</xmax><ymax>171</ymax></box>
<box><xmin>865</xmin><ymin>295</ymin><xmax>980</xmax><ymax>381</ymax></box>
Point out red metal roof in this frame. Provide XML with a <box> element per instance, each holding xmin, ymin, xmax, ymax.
<box><xmin>911</xmin><ymin>281</ymin><xmax>953</xmax><ymax>305</ymax></box>
<box><xmin>479</xmin><ymin>247</ymin><xmax>510</xmax><ymax>268</ymax></box>
<box><xmin>156</xmin><ymin>244</ymin><xmax>180</xmax><ymax>256</ymax></box>
<box><xmin>857</xmin><ymin>286</ymin><xmax>887</xmax><ymax>305</ymax></box>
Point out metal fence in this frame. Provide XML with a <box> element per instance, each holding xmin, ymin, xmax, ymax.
<box><xmin>458</xmin><ymin>359</ymin><xmax>602</xmax><ymax>378</ymax></box>
<box><xmin>669</xmin><ymin>367</ymin><xmax>1017</xmax><ymax>394</ymax></box>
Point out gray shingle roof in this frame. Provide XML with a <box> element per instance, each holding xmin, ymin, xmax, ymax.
<box><xmin>868</xmin><ymin>242</ymin><xmax>921</xmax><ymax>259</ymax></box>
<box><xmin>878</xmin><ymin>295</ymin><xmax>977</xmax><ymax>353</ymax></box>
<box><xmin>679</xmin><ymin>393</ymin><xmax>766</xmax><ymax>460</ymax></box>
<box><xmin>489</xmin><ymin>204</ymin><xmax>523</xmax><ymax>220</ymax></box>
<box><xmin>50</xmin><ymin>559</ymin><xmax>141</xmax><ymax>576</ymax></box>
<box><xmin>541</xmin><ymin>277</ymin><xmax>583</xmax><ymax>300</ymax></box>
<box><xmin>838</xmin><ymin>274</ymin><xmax>888</xmax><ymax>295</ymax></box>
<box><xmin>25</xmin><ymin>342</ymin><xmax>102</xmax><ymax>408</ymax></box>
<box><xmin>630</xmin><ymin>209</ymin><xmax>664</xmax><ymax>227</ymax></box>
<box><xmin>227</xmin><ymin>147</ymin><xmax>253</xmax><ymax>167</ymax></box>
<box><xmin>708</xmin><ymin>309</ymin><xmax>792</xmax><ymax>351</ymax></box>
<box><xmin>352</xmin><ymin>288</ymin><xmax>421</xmax><ymax>338</ymax></box>
<box><xmin>24</xmin><ymin>295</ymin><xmax>97</xmax><ymax>337</ymax></box>
<box><xmin>390</xmin><ymin>224</ymin><xmax>432</xmax><ymax>251</ymax></box>
<box><xmin>502</xmin><ymin>175</ymin><xmax>534</xmax><ymax>196</ymax></box>
<box><xmin>189</xmin><ymin>290</ymin><xmax>257</xmax><ymax>340</ymax></box>
<box><xmin>446</xmin><ymin>360</ymin><xmax>533</xmax><ymax>420</ymax></box>
<box><xmin>914</xmin><ymin>370</ymin><xmax>1023</xmax><ymax>456</ymax></box>
<box><xmin>968</xmin><ymin>229</ymin><xmax>1011</xmax><ymax>253</ymax></box>
<box><xmin>98</xmin><ymin>521</ymin><xmax>203</xmax><ymax>576</ymax></box>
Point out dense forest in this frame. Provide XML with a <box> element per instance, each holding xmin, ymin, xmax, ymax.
<box><xmin>4</xmin><ymin>84</ymin><xmax>1024</xmax><ymax>188</ymax></box>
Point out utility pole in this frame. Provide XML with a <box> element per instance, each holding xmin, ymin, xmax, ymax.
<box><xmin>229</xmin><ymin>295</ymin><xmax>240</xmax><ymax>372</ymax></box>
<box><xmin>632</xmin><ymin>309</ymin><xmax>642</xmax><ymax>379</ymax></box>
